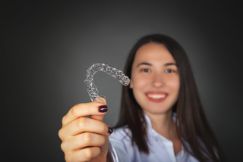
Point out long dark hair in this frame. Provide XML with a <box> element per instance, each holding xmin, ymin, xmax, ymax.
<box><xmin>115</xmin><ymin>34</ymin><xmax>224</xmax><ymax>162</ymax></box>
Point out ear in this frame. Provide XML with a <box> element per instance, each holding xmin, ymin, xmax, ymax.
<box><xmin>129</xmin><ymin>80</ymin><xmax>133</xmax><ymax>88</ymax></box>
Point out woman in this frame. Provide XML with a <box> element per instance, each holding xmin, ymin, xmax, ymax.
<box><xmin>58</xmin><ymin>34</ymin><xmax>224</xmax><ymax>162</ymax></box>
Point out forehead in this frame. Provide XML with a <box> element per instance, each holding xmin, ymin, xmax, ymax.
<box><xmin>133</xmin><ymin>43</ymin><xmax>176</xmax><ymax>64</ymax></box>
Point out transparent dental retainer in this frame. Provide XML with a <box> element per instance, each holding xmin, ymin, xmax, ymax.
<box><xmin>84</xmin><ymin>63</ymin><xmax>130</xmax><ymax>101</ymax></box>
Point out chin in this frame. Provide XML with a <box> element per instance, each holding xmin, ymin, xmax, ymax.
<box><xmin>143</xmin><ymin>105</ymin><xmax>172</xmax><ymax>114</ymax></box>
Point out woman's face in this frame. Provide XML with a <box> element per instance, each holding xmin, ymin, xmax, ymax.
<box><xmin>130</xmin><ymin>43</ymin><xmax>180</xmax><ymax>116</ymax></box>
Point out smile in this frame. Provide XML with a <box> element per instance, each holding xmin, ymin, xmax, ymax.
<box><xmin>145</xmin><ymin>92</ymin><xmax>168</xmax><ymax>102</ymax></box>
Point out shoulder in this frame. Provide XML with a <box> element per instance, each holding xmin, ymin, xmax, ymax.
<box><xmin>109</xmin><ymin>126</ymin><xmax>132</xmax><ymax>141</ymax></box>
<box><xmin>109</xmin><ymin>126</ymin><xmax>135</xmax><ymax>151</ymax></box>
<box><xmin>109</xmin><ymin>126</ymin><xmax>136</xmax><ymax>161</ymax></box>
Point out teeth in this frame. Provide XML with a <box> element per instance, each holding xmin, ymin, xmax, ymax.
<box><xmin>147</xmin><ymin>94</ymin><xmax>166</xmax><ymax>99</ymax></box>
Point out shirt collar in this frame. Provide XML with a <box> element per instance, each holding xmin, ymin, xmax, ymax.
<box><xmin>143</xmin><ymin>113</ymin><xmax>177</xmax><ymax>141</ymax></box>
<box><xmin>144</xmin><ymin>113</ymin><xmax>187</xmax><ymax>156</ymax></box>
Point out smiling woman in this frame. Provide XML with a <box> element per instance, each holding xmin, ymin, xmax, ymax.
<box><xmin>112</xmin><ymin>34</ymin><xmax>224</xmax><ymax>162</ymax></box>
<box><xmin>58</xmin><ymin>34</ymin><xmax>224</xmax><ymax>162</ymax></box>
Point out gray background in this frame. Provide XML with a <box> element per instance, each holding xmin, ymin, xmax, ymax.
<box><xmin>1</xmin><ymin>1</ymin><xmax>242</xmax><ymax>161</ymax></box>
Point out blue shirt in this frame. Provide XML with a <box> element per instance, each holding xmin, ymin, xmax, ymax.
<box><xmin>109</xmin><ymin>115</ymin><xmax>199</xmax><ymax>162</ymax></box>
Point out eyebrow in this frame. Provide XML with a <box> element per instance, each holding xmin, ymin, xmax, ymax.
<box><xmin>136</xmin><ymin>62</ymin><xmax>177</xmax><ymax>67</ymax></box>
<box><xmin>164</xmin><ymin>62</ymin><xmax>177</xmax><ymax>66</ymax></box>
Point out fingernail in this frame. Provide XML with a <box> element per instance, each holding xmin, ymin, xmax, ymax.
<box><xmin>98</xmin><ymin>105</ymin><xmax>108</xmax><ymax>113</ymax></box>
<box><xmin>108</xmin><ymin>127</ymin><xmax>113</xmax><ymax>134</ymax></box>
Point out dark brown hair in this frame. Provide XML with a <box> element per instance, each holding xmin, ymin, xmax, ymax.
<box><xmin>115</xmin><ymin>34</ymin><xmax>224</xmax><ymax>162</ymax></box>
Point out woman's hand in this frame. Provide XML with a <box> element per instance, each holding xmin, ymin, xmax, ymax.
<box><xmin>58</xmin><ymin>97</ymin><xmax>111</xmax><ymax>162</ymax></box>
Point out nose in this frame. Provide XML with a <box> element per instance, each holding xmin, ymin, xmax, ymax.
<box><xmin>152</xmin><ymin>73</ymin><xmax>165</xmax><ymax>87</ymax></box>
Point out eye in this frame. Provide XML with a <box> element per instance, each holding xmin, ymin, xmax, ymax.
<box><xmin>164</xmin><ymin>68</ymin><xmax>177</xmax><ymax>74</ymax></box>
<box><xmin>139</xmin><ymin>67</ymin><xmax>151</xmax><ymax>73</ymax></box>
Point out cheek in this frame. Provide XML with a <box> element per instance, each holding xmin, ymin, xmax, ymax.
<box><xmin>168</xmin><ymin>78</ymin><xmax>180</xmax><ymax>92</ymax></box>
<box><xmin>131</xmin><ymin>75</ymin><xmax>150</xmax><ymax>89</ymax></box>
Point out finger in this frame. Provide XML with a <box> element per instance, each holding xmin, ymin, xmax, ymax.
<box><xmin>61</xmin><ymin>133</ymin><xmax>106</xmax><ymax>152</ymax></box>
<box><xmin>94</xmin><ymin>96</ymin><xmax>107</xmax><ymax>104</ymax></box>
<box><xmin>91</xmin><ymin>97</ymin><xmax>108</xmax><ymax>121</ymax></box>
<box><xmin>62</xmin><ymin>97</ymin><xmax>107</xmax><ymax>126</ymax></box>
<box><xmin>65</xmin><ymin>147</ymin><xmax>101</xmax><ymax>162</ymax></box>
<box><xmin>59</xmin><ymin>117</ymin><xmax>109</xmax><ymax>140</ymax></box>
<box><xmin>91</xmin><ymin>114</ymin><xmax>105</xmax><ymax>121</ymax></box>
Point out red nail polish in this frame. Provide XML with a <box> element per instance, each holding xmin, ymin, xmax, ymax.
<box><xmin>108</xmin><ymin>127</ymin><xmax>113</xmax><ymax>134</ymax></box>
<box><xmin>98</xmin><ymin>105</ymin><xmax>108</xmax><ymax>113</ymax></box>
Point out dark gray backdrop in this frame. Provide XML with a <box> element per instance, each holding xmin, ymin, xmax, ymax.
<box><xmin>1</xmin><ymin>1</ymin><xmax>242</xmax><ymax>161</ymax></box>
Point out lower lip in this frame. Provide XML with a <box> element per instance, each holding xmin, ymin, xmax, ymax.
<box><xmin>146</xmin><ymin>95</ymin><xmax>167</xmax><ymax>103</ymax></box>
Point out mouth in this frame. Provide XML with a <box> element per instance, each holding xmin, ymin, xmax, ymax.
<box><xmin>145</xmin><ymin>92</ymin><xmax>168</xmax><ymax>103</ymax></box>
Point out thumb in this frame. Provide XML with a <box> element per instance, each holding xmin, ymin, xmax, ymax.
<box><xmin>91</xmin><ymin>96</ymin><xmax>107</xmax><ymax>121</ymax></box>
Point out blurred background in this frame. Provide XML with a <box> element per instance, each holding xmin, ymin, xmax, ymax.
<box><xmin>1</xmin><ymin>1</ymin><xmax>242</xmax><ymax>161</ymax></box>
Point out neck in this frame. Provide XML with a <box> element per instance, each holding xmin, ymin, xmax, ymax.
<box><xmin>145</xmin><ymin>111</ymin><xmax>176</xmax><ymax>139</ymax></box>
